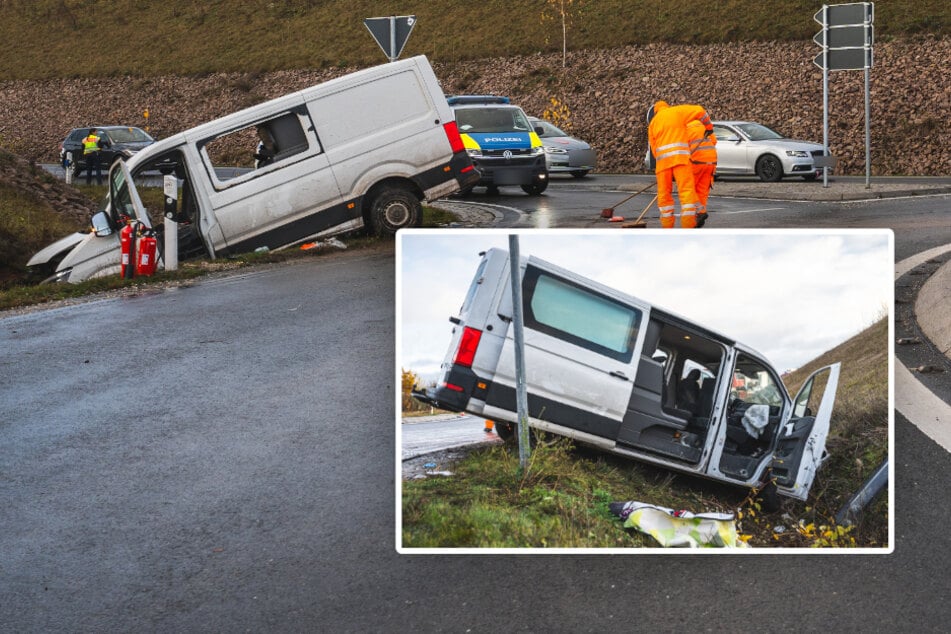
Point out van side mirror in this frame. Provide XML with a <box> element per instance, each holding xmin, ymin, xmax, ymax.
<box><xmin>722</xmin><ymin>134</ymin><xmax>740</xmax><ymax>143</ymax></box>
<box><xmin>91</xmin><ymin>211</ymin><xmax>113</xmax><ymax>237</ymax></box>
<box><xmin>534</xmin><ymin>126</ymin><xmax>545</xmax><ymax>136</ymax></box>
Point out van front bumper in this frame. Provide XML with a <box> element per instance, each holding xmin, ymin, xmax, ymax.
<box><xmin>471</xmin><ymin>155</ymin><xmax>547</xmax><ymax>186</ymax></box>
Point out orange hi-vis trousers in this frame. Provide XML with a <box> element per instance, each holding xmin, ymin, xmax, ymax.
<box><xmin>656</xmin><ymin>163</ymin><xmax>700</xmax><ymax>228</ymax></box>
<box><xmin>692</xmin><ymin>162</ymin><xmax>716</xmax><ymax>218</ymax></box>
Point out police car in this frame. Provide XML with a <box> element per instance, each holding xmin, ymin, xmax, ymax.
<box><xmin>447</xmin><ymin>96</ymin><xmax>548</xmax><ymax>195</ymax></box>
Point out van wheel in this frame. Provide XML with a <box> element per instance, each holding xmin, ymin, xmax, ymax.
<box><xmin>521</xmin><ymin>180</ymin><xmax>548</xmax><ymax>195</ymax></box>
<box><xmin>495</xmin><ymin>421</ymin><xmax>516</xmax><ymax>443</ymax></box>
<box><xmin>367</xmin><ymin>186</ymin><xmax>422</xmax><ymax>236</ymax></box>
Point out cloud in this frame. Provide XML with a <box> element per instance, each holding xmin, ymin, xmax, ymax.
<box><xmin>398</xmin><ymin>229</ymin><xmax>891</xmax><ymax>374</ymax></box>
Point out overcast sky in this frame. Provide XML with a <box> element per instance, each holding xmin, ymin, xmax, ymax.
<box><xmin>397</xmin><ymin>229</ymin><xmax>892</xmax><ymax>379</ymax></box>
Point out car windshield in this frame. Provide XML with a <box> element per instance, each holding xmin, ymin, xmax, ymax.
<box><xmin>456</xmin><ymin>107</ymin><xmax>532</xmax><ymax>133</ymax></box>
<box><xmin>104</xmin><ymin>127</ymin><xmax>154</xmax><ymax>143</ymax></box>
<box><xmin>532</xmin><ymin>119</ymin><xmax>568</xmax><ymax>138</ymax></box>
<box><xmin>735</xmin><ymin>123</ymin><xmax>784</xmax><ymax>141</ymax></box>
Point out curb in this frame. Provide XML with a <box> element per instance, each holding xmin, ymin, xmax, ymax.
<box><xmin>916</xmin><ymin>258</ymin><xmax>951</xmax><ymax>360</ymax></box>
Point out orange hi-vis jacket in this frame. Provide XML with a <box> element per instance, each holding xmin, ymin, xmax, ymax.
<box><xmin>648</xmin><ymin>102</ymin><xmax>713</xmax><ymax>173</ymax></box>
<box><xmin>687</xmin><ymin>120</ymin><xmax>717</xmax><ymax>165</ymax></box>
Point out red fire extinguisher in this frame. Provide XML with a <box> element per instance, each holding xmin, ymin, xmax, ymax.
<box><xmin>120</xmin><ymin>219</ymin><xmax>136</xmax><ymax>279</ymax></box>
<box><xmin>136</xmin><ymin>227</ymin><xmax>158</xmax><ymax>277</ymax></box>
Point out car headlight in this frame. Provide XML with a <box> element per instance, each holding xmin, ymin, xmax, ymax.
<box><xmin>544</xmin><ymin>147</ymin><xmax>568</xmax><ymax>155</ymax></box>
<box><xmin>785</xmin><ymin>150</ymin><xmax>810</xmax><ymax>158</ymax></box>
<box><xmin>531</xmin><ymin>145</ymin><xmax>545</xmax><ymax>156</ymax></box>
<box><xmin>467</xmin><ymin>148</ymin><xmax>483</xmax><ymax>158</ymax></box>
<box><xmin>53</xmin><ymin>267</ymin><xmax>72</xmax><ymax>283</ymax></box>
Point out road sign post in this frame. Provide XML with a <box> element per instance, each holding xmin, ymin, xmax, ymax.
<box><xmin>814</xmin><ymin>3</ymin><xmax>874</xmax><ymax>188</ymax></box>
<box><xmin>364</xmin><ymin>15</ymin><xmax>417</xmax><ymax>62</ymax></box>
<box><xmin>508</xmin><ymin>235</ymin><xmax>532</xmax><ymax>473</ymax></box>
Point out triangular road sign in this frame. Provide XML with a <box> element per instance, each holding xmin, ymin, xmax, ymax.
<box><xmin>364</xmin><ymin>15</ymin><xmax>417</xmax><ymax>62</ymax></box>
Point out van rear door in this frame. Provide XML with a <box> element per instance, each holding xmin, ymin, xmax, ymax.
<box><xmin>487</xmin><ymin>256</ymin><xmax>648</xmax><ymax>440</ymax></box>
<box><xmin>772</xmin><ymin>363</ymin><xmax>841</xmax><ymax>500</ymax></box>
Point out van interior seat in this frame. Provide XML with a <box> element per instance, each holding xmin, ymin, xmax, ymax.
<box><xmin>676</xmin><ymin>369</ymin><xmax>701</xmax><ymax>415</ymax></box>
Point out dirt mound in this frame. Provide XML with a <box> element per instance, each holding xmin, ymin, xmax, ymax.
<box><xmin>0</xmin><ymin>147</ymin><xmax>95</xmax><ymax>284</ymax></box>
<box><xmin>0</xmin><ymin>148</ymin><xmax>97</xmax><ymax>223</ymax></box>
<box><xmin>1</xmin><ymin>37</ymin><xmax>949</xmax><ymax>176</ymax></box>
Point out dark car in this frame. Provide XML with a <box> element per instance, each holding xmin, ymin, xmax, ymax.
<box><xmin>60</xmin><ymin>126</ymin><xmax>155</xmax><ymax>177</ymax></box>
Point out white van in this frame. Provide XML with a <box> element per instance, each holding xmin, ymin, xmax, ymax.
<box><xmin>414</xmin><ymin>248</ymin><xmax>841</xmax><ymax>502</ymax></box>
<box><xmin>31</xmin><ymin>55</ymin><xmax>478</xmax><ymax>283</ymax></box>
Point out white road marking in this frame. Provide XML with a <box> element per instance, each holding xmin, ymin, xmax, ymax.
<box><xmin>895</xmin><ymin>243</ymin><xmax>951</xmax><ymax>452</ymax></box>
<box><xmin>715</xmin><ymin>207</ymin><xmax>787</xmax><ymax>215</ymax></box>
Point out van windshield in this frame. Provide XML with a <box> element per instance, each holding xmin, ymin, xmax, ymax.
<box><xmin>456</xmin><ymin>107</ymin><xmax>533</xmax><ymax>133</ymax></box>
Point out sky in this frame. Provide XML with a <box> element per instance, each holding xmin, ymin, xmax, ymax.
<box><xmin>397</xmin><ymin>228</ymin><xmax>893</xmax><ymax>380</ymax></box>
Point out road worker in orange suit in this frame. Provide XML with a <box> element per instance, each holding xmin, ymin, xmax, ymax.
<box><xmin>648</xmin><ymin>101</ymin><xmax>714</xmax><ymax>228</ymax></box>
<box><xmin>686</xmin><ymin>119</ymin><xmax>717</xmax><ymax>228</ymax></box>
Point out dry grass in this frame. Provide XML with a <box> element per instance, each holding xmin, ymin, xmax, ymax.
<box><xmin>0</xmin><ymin>1</ymin><xmax>947</xmax><ymax>79</ymax></box>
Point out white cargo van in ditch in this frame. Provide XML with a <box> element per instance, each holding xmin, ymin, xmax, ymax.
<box><xmin>31</xmin><ymin>55</ymin><xmax>478</xmax><ymax>283</ymax></box>
<box><xmin>415</xmin><ymin>248</ymin><xmax>841</xmax><ymax>502</ymax></box>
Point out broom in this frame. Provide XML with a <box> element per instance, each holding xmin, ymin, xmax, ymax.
<box><xmin>622</xmin><ymin>194</ymin><xmax>658</xmax><ymax>228</ymax></box>
<box><xmin>600</xmin><ymin>181</ymin><xmax>655</xmax><ymax>218</ymax></box>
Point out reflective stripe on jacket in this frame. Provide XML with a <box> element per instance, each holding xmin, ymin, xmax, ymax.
<box><xmin>687</xmin><ymin>120</ymin><xmax>717</xmax><ymax>165</ymax></box>
<box><xmin>649</xmin><ymin>104</ymin><xmax>713</xmax><ymax>173</ymax></box>
<box><xmin>82</xmin><ymin>134</ymin><xmax>101</xmax><ymax>155</ymax></box>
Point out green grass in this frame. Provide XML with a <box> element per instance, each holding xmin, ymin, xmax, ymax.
<box><xmin>0</xmin><ymin>195</ymin><xmax>455</xmax><ymax>308</ymax></box>
<box><xmin>403</xmin><ymin>317</ymin><xmax>890</xmax><ymax>549</ymax></box>
<box><xmin>0</xmin><ymin>1</ymin><xmax>948</xmax><ymax>79</ymax></box>
<box><xmin>0</xmin><ymin>183</ymin><xmax>87</xmax><ymax>285</ymax></box>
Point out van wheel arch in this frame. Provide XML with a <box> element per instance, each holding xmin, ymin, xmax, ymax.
<box><xmin>363</xmin><ymin>179</ymin><xmax>424</xmax><ymax>236</ymax></box>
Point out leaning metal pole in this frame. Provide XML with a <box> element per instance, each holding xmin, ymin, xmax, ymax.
<box><xmin>508</xmin><ymin>235</ymin><xmax>531</xmax><ymax>472</ymax></box>
<box><xmin>822</xmin><ymin>5</ymin><xmax>830</xmax><ymax>188</ymax></box>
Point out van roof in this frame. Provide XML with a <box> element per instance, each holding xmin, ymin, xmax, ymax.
<box><xmin>126</xmin><ymin>55</ymin><xmax>437</xmax><ymax>172</ymax></box>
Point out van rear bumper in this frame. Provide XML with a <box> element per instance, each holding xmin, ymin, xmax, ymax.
<box><xmin>412</xmin><ymin>365</ymin><xmax>482</xmax><ymax>412</ymax></box>
<box><xmin>418</xmin><ymin>151</ymin><xmax>481</xmax><ymax>200</ymax></box>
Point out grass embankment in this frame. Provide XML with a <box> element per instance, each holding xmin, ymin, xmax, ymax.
<box><xmin>402</xmin><ymin>318</ymin><xmax>890</xmax><ymax>549</ymax></box>
<box><xmin>0</xmin><ymin>176</ymin><xmax>455</xmax><ymax>309</ymax></box>
<box><xmin>0</xmin><ymin>0</ymin><xmax>947</xmax><ymax>79</ymax></box>
<box><xmin>0</xmin><ymin>183</ymin><xmax>85</xmax><ymax>286</ymax></box>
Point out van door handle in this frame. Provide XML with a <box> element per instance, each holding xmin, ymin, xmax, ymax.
<box><xmin>609</xmin><ymin>371</ymin><xmax>629</xmax><ymax>381</ymax></box>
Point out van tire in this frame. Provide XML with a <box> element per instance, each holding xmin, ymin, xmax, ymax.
<box><xmin>367</xmin><ymin>186</ymin><xmax>422</xmax><ymax>236</ymax></box>
<box><xmin>495</xmin><ymin>421</ymin><xmax>516</xmax><ymax>443</ymax></box>
<box><xmin>521</xmin><ymin>181</ymin><xmax>548</xmax><ymax>195</ymax></box>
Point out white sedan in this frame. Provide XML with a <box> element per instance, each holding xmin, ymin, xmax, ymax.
<box><xmin>713</xmin><ymin>121</ymin><xmax>830</xmax><ymax>182</ymax></box>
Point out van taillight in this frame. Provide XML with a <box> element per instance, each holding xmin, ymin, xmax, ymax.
<box><xmin>453</xmin><ymin>326</ymin><xmax>482</xmax><ymax>368</ymax></box>
<box><xmin>443</xmin><ymin>121</ymin><xmax>465</xmax><ymax>154</ymax></box>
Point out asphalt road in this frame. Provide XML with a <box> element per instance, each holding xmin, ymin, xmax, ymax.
<box><xmin>1</xmin><ymin>247</ymin><xmax>399</xmax><ymax>631</ymax></box>
<box><xmin>3</xmin><ymin>176</ymin><xmax>951</xmax><ymax>630</ymax></box>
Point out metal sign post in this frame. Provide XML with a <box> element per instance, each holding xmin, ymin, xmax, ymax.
<box><xmin>813</xmin><ymin>2</ymin><xmax>874</xmax><ymax>188</ymax></box>
<box><xmin>162</xmin><ymin>174</ymin><xmax>178</xmax><ymax>271</ymax></box>
<box><xmin>508</xmin><ymin>235</ymin><xmax>532</xmax><ymax>473</ymax></box>
<box><xmin>364</xmin><ymin>15</ymin><xmax>417</xmax><ymax>62</ymax></box>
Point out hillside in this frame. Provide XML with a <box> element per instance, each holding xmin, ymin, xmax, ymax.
<box><xmin>1</xmin><ymin>2</ymin><xmax>949</xmax><ymax>175</ymax></box>
<box><xmin>1</xmin><ymin>35</ymin><xmax>949</xmax><ymax>177</ymax></box>
<box><xmin>0</xmin><ymin>1</ymin><xmax>948</xmax><ymax>79</ymax></box>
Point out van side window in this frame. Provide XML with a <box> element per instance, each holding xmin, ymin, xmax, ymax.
<box><xmin>522</xmin><ymin>265</ymin><xmax>641</xmax><ymax>363</ymax></box>
<box><xmin>198</xmin><ymin>108</ymin><xmax>318</xmax><ymax>187</ymax></box>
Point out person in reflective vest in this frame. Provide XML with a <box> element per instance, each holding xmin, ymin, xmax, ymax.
<box><xmin>82</xmin><ymin>128</ymin><xmax>105</xmax><ymax>185</ymax></box>
<box><xmin>687</xmin><ymin>119</ymin><xmax>717</xmax><ymax>228</ymax></box>
<box><xmin>648</xmin><ymin>101</ymin><xmax>713</xmax><ymax>229</ymax></box>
